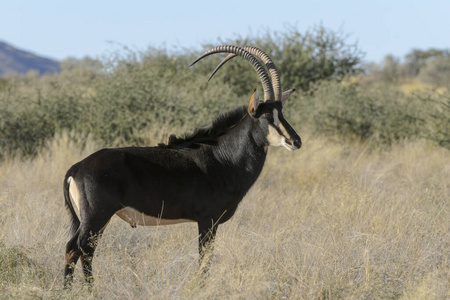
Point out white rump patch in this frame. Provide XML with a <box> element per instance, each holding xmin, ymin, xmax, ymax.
<box><xmin>67</xmin><ymin>176</ymin><xmax>81</xmax><ymax>221</ymax></box>
<box><xmin>115</xmin><ymin>207</ymin><xmax>194</xmax><ymax>227</ymax></box>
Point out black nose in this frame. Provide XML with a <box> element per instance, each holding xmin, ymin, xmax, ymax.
<box><xmin>286</xmin><ymin>138</ymin><xmax>302</xmax><ymax>149</ymax></box>
<box><xmin>294</xmin><ymin>139</ymin><xmax>302</xmax><ymax>149</ymax></box>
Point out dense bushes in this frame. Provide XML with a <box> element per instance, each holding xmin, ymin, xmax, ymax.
<box><xmin>369</xmin><ymin>47</ymin><xmax>450</xmax><ymax>85</ymax></box>
<box><xmin>0</xmin><ymin>50</ymin><xmax>238</xmax><ymax>158</ymax></box>
<box><xmin>298</xmin><ymin>82</ymin><xmax>446</xmax><ymax>146</ymax></box>
<box><xmin>0</xmin><ymin>26</ymin><xmax>449</xmax><ymax>159</ymax></box>
<box><xmin>208</xmin><ymin>25</ymin><xmax>362</xmax><ymax>94</ymax></box>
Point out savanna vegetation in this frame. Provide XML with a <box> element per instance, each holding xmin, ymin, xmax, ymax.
<box><xmin>0</xmin><ymin>26</ymin><xmax>448</xmax><ymax>299</ymax></box>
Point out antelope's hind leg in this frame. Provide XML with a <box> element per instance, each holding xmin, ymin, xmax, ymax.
<box><xmin>79</xmin><ymin>216</ymin><xmax>112</xmax><ymax>285</ymax></box>
<box><xmin>64</xmin><ymin>216</ymin><xmax>111</xmax><ymax>287</ymax></box>
<box><xmin>64</xmin><ymin>227</ymin><xmax>82</xmax><ymax>287</ymax></box>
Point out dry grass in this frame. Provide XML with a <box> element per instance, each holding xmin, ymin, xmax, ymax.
<box><xmin>0</xmin><ymin>133</ymin><xmax>448</xmax><ymax>299</ymax></box>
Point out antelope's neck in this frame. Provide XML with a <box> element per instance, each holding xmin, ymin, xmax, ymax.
<box><xmin>213</xmin><ymin>115</ymin><xmax>267</xmax><ymax>175</ymax></box>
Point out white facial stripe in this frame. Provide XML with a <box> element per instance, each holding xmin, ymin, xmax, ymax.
<box><xmin>270</xmin><ymin>108</ymin><xmax>290</xmax><ymax>138</ymax></box>
<box><xmin>278</xmin><ymin>122</ymin><xmax>290</xmax><ymax>137</ymax></box>
<box><xmin>272</xmin><ymin>109</ymin><xmax>280</xmax><ymax>126</ymax></box>
<box><xmin>266</xmin><ymin>109</ymin><xmax>298</xmax><ymax>151</ymax></box>
<box><xmin>267</xmin><ymin>123</ymin><xmax>284</xmax><ymax>146</ymax></box>
<box><xmin>266</xmin><ymin>109</ymin><xmax>284</xmax><ymax>147</ymax></box>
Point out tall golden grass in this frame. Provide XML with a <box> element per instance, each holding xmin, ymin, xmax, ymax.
<box><xmin>0</xmin><ymin>132</ymin><xmax>448</xmax><ymax>299</ymax></box>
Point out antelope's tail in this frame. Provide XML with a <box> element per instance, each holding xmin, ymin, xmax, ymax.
<box><xmin>63</xmin><ymin>173</ymin><xmax>80</xmax><ymax>236</ymax></box>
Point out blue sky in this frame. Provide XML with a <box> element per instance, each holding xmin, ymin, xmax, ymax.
<box><xmin>1</xmin><ymin>0</ymin><xmax>449</xmax><ymax>63</ymax></box>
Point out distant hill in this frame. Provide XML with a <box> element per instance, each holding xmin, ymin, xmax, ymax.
<box><xmin>0</xmin><ymin>41</ymin><xmax>61</xmax><ymax>75</ymax></box>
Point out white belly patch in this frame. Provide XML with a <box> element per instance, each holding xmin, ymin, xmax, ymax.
<box><xmin>67</xmin><ymin>176</ymin><xmax>81</xmax><ymax>221</ymax></box>
<box><xmin>115</xmin><ymin>207</ymin><xmax>194</xmax><ymax>227</ymax></box>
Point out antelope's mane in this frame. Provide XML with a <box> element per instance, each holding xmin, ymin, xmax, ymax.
<box><xmin>159</xmin><ymin>105</ymin><xmax>247</xmax><ymax>149</ymax></box>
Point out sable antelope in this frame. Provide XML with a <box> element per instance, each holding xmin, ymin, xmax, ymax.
<box><xmin>63</xmin><ymin>45</ymin><xmax>301</xmax><ymax>287</ymax></box>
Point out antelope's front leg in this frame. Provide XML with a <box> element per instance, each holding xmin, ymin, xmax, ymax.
<box><xmin>197</xmin><ymin>219</ymin><xmax>218</xmax><ymax>270</ymax></box>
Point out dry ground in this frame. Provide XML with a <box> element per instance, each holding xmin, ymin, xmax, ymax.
<box><xmin>0</xmin><ymin>133</ymin><xmax>448</xmax><ymax>299</ymax></box>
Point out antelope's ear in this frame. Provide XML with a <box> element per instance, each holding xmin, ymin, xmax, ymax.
<box><xmin>281</xmin><ymin>88</ymin><xmax>296</xmax><ymax>106</ymax></box>
<box><xmin>247</xmin><ymin>89</ymin><xmax>260</xmax><ymax>116</ymax></box>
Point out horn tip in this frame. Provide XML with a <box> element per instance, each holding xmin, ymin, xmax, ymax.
<box><xmin>189</xmin><ymin>58</ymin><xmax>200</xmax><ymax>67</ymax></box>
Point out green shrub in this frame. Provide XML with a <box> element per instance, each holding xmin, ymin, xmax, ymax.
<box><xmin>1</xmin><ymin>27</ymin><xmax>449</xmax><ymax>158</ymax></box>
<box><xmin>418</xmin><ymin>57</ymin><xmax>450</xmax><ymax>86</ymax></box>
<box><xmin>414</xmin><ymin>90</ymin><xmax>450</xmax><ymax>148</ymax></box>
<box><xmin>206</xmin><ymin>25</ymin><xmax>363</xmax><ymax>94</ymax></box>
<box><xmin>295</xmin><ymin>81</ymin><xmax>448</xmax><ymax>147</ymax></box>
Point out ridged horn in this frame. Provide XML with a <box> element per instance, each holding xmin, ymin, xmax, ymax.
<box><xmin>208</xmin><ymin>47</ymin><xmax>282</xmax><ymax>101</ymax></box>
<box><xmin>207</xmin><ymin>53</ymin><xmax>236</xmax><ymax>82</ymax></box>
<box><xmin>190</xmin><ymin>45</ymin><xmax>275</xmax><ymax>101</ymax></box>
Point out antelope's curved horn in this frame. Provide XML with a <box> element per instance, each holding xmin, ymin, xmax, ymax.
<box><xmin>207</xmin><ymin>47</ymin><xmax>282</xmax><ymax>101</ymax></box>
<box><xmin>190</xmin><ymin>45</ymin><xmax>275</xmax><ymax>101</ymax></box>
<box><xmin>245</xmin><ymin>47</ymin><xmax>282</xmax><ymax>101</ymax></box>
<box><xmin>207</xmin><ymin>53</ymin><xmax>236</xmax><ymax>82</ymax></box>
